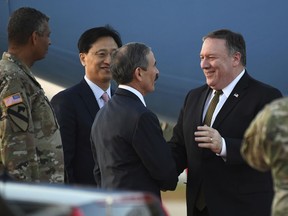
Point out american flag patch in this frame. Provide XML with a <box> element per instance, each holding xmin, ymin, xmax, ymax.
<box><xmin>3</xmin><ymin>93</ymin><xmax>23</xmax><ymax>107</ymax></box>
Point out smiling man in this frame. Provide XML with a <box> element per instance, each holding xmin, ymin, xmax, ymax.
<box><xmin>51</xmin><ymin>26</ymin><xmax>122</xmax><ymax>186</ymax></box>
<box><xmin>168</xmin><ymin>29</ymin><xmax>282</xmax><ymax>216</ymax></box>
<box><xmin>90</xmin><ymin>42</ymin><xmax>178</xmax><ymax>199</ymax></box>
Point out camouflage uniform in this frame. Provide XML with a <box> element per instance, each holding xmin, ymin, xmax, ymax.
<box><xmin>241</xmin><ymin>97</ymin><xmax>288</xmax><ymax>216</ymax></box>
<box><xmin>0</xmin><ymin>52</ymin><xmax>64</xmax><ymax>183</ymax></box>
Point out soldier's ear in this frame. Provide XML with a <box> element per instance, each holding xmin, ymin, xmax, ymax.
<box><xmin>31</xmin><ymin>31</ymin><xmax>38</xmax><ymax>45</ymax></box>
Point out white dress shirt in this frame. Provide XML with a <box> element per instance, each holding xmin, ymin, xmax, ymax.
<box><xmin>84</xmin><ymin>75</ymin><xmax>111</xmax><ymax>108</ymax></box>
<box><xmin>118</xmin><ymin>84</ymin><xmax>146</xmax><ymax>107</ymax></box>
<box><xmin>203</xmin><ymin>69</ymin><xmax>245</xmax><ymax>157</ymax></box>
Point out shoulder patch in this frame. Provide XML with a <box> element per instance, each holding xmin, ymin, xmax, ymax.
<box><xmin>7</xmin><ymin>103</ymin><xmax>29</xmax><ymax>131</ymax></box>
<box><xmin>3</xmin><ymin>93</ymin><xmax>23</xmax><ymax>107</ymax></box>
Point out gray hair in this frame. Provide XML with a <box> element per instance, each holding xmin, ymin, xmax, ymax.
<box><xmin>203</xmin><ymin>29</ymin><xmax>246</xmax><ymax>66</ymax></box>
<box><xmin>110</xmin><ymin>42</ymin><xmax>151</xmax><ymax>84</ymax></box>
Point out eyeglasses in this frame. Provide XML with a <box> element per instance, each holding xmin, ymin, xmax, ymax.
<box><xmin>89</xmin><ymin>50</ymin><xmax>115</xmax><ymax>59</ymax></box>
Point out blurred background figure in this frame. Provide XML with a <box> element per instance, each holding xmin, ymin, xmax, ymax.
<box><xmin>242</xmin><ymin>97</ymin><xmax>288</xmax><ymax>216</ymax></box>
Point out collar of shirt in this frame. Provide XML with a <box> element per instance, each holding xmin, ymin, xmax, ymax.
<box><xmin>206</xmin><ymin>69</ymin><xmax>245</xmax><ymax>103</ymax></box>
<box><xmin>84</xmin><ymin>75</ymin><xmax>111</xmax><ymax>103</ymax></box>
<box><xmin>118</xmin><ymin>84</ymin><xmax>146</xmax><ymax>107</ymax></box>
<box><xmin>203</xmin><ymin>69</ymin><xmax>246</xmax><ymax>123</ymax></box>
<box><xmin>221</xmin><ymin>69</ymin><xmax>245</xmax><ymax>98</ymax></box>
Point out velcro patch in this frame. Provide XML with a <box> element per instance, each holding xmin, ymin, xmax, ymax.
<box><xmin>3</xmin><ymin>93</ymin><xmax>23</xmax><ymax>107</ymax></box>
<box><xmin>7</xmin><ymin>103</ymin><xmax>29</xmax><ymax>131</ymax></box>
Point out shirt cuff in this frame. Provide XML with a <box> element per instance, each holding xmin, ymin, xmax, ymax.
<box><xmin>216</xmin><ymin>137</ymin><xmax>226</xmax><ymax>157</ymax></box>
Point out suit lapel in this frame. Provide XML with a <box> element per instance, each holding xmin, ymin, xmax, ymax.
<box><xmin>213</xmin><ymin>72</ymin><xmax>250</xmax><ymax>128</ymax></box>
<box><xmin>79</xmin><ymin>79</ymin><xmax>100</xmax><ymax>119</ymax></box>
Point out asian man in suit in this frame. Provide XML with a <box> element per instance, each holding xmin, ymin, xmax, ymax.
<box><xmin>51</xmin><ymin>26</ymin><xmax>122</xmax><ymax>185</ymax></box>
<box><xmin>90</xmin><ymin>42</ymin><xmax>178</xmax><ymax>198</ymax></box>
<box><xmin>168</xmin><ymin>29</ymin><xmax>282</xmax><ymax>216</ymax></box>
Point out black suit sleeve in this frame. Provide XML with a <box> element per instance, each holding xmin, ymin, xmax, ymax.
<box><xmin>168</xmin><ymin>107</ymin><xmax>188</xmax><ymax>175</ymax></box>
<box><xmin>132</xmin><ymin>112</ymin><xmax>178</xmax><ymax>191</ymax></box>
<box><xmin>51</xmin><ymin>94</ymin><xmax>77</xmax><ymax>183</ymax></box>
<box><xmin>90</xmin><ymin>136</ymin><xmax>101</xmax><ymax>186</ymax></box>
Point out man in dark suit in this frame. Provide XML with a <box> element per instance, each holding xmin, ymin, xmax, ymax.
<box><xmin>51</xmin><ymin>26</ymin><xmax>122</xmax><ymax>185</ymax></box>
<box><xmin>90</xmin><ymin>42</ymin><xmax>178</xmax><ymax>198</ymax></box>
<box><xmin>169</xmin><ymin>29</ymin><xmax>282</xmax><ymax>216</ymax></box>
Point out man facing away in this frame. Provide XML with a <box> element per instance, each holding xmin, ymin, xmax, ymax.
<box><xmin>90</xmin><ymin>42</ymin><xmax>178</xmax><ymax>199</ymax></box>
<box><xmin>0</xmin><ymin>7</ymin><xmax>64</xmax><ymax>183</ymax></box>
<box><xmin>51</xmin><ymin>26</ymin><xmax>122</xmax><ymax>185</ymax></box>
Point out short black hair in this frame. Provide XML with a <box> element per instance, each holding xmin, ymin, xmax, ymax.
<box><xmin>77</xmin><ymin>25</ymin><xmax>122</xmax><ymax>53</ymax></box>
<box><xmin>8</xmin><ymin>7</ymin><xmax>49</xmax><ymax>45</ymax></box>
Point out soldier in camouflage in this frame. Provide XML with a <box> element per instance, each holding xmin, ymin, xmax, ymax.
<box><xmin>0</xmin><ymin>7</ymin><xmax>64</xmax><ymax>183</ymax></box>
<box><xmin>241</xmin><ymin>97</ymin><xmax>288</xmax><ymax>216</ymax></box>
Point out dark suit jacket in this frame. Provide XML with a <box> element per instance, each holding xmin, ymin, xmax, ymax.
<box><xmin>91</xmin><ymin>88</ymin><xmax>178</xmax><ymax>198</ymax></box>
<box><xmin>51</xmin><ymin>79</ymin><xmax>112</xmax><ymax>185</ymax></box>
<box><xmin>169</xmin><ymin>72</ymin><xmax>282</xmax><ymax>216</ymax></box>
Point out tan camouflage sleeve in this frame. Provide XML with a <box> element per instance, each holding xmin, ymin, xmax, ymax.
<box><xmin>242</xmin><ymin>98</ymin><xmax>288</xmax><ymax>178</ymax></box>
<box><xmin>241</xmin><ymin>104</ymin><xmax>271</xmax><ymax>172</ymax></box>
<box><xmin>1</xmin><ymin>73</ymin><xmax>64</xmax><ymax>183</ymax></box>
<box><xmin>0</xmin><ymin>76</ymin><xmax>38</xmax><ymax>181</ymax></box>
<box><xmin>245</xmin><ymin>98</ymin><xmax>288</xmax><ymax>216</ymax></box>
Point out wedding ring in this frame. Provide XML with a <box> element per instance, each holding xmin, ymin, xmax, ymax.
<box><xmin>210</xmin><ymin>138</ymin><xmax>213</xmax><ymax>142</ymax></box>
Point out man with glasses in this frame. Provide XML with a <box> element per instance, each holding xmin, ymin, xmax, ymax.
<box><xmin>51</xmin><ymin>26</ymin><xmax>122</xmax><ymax>185</ymax></box>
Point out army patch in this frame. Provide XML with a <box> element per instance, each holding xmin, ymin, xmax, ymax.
<box><xmin>7</xmin><ymin>103</ymin><xmax>29</xmax><ymax>131</ymax></box>
<box><xmin>3</xmin><ymin>93</ymin><xmax>23</xmax><ymax>107</ymax></box>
